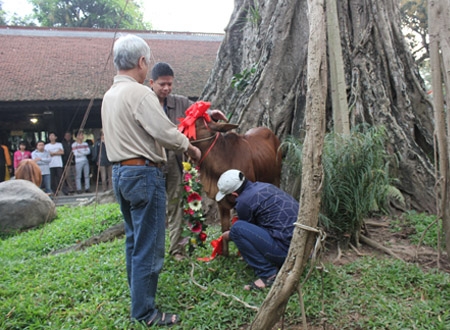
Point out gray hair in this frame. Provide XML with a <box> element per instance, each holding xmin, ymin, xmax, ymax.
<box><xmin>113</xmin><ymin>34</ymin><xmax>150</xmax><ymax>71</ymax></box>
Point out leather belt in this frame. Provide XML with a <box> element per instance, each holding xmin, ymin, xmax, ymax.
<box><xmin>118</xmin><ymin>157</ymin><xmax>161</xmax><ymax>168</ymax></box>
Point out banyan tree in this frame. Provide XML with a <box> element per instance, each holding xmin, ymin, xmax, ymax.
<box><xmin>200</xmin><ymin>0</ymin><xmax>438</xmax><ymax>327</ymax></box>
<box><xmin>202</xmin><ymin>0</ymin><xmax>436</xmax><ymax>214</ymax></box>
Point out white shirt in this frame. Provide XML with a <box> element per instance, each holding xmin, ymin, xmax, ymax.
<box><xmin>45</xmin><ymin>142</ymin><xmax>64</xmax><ymax>168</ymax></box>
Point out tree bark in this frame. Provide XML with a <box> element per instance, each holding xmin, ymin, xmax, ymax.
<box><xmin>326</xmin><ymin>0</ymin><xmax>350</xmax><ymax>135</ymax></box>
<box><xmin>439</xmin><ymin>0</ymin><xmax>450</xmax><ymax>260</ymax></box>
<box><xmin>250</xmin><ymin>0</ymin><xmax>327</xmax><ymax>327</ymax></box>
<box><xmin>428</xmin><ymin>0</ymin><xmax>450</xmax><ymax>259</ymax></box>
<box><xmin>201</xmin><ymin>0</ymin><xmax>436</xmax><ymax>213</ymax></box>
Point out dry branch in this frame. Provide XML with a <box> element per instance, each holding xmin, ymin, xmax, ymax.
<box><xmin>49</xmin><ymin>223</ymin><xmax>124</xmax><ymax>255</ymax></box>
<box><xmin>360</xmin><ymin>235</ymin><xmax>404</xmax><ymax>261</ymax></box>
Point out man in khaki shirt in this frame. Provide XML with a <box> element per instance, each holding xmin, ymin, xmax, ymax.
<box><xmin>101</xmin><ymin>34</ymin><xmax>200</xmax><ymax>328</ymax></box>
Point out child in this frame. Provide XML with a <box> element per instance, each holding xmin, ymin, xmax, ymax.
<box><xmin>45</xmin><ymin>132</ymin><xmax>65</xmax><ymax>194</ymax></box>
<box><xmin>71</xmin><ymin>131</ymin><xmax>91</xmax><ymax>194</ymax></box>
<box><xmin>32</xmin><ymin>140</ymin><xmax>52</xmax><ymax>194</ymax></box>
<box><xmin>14</xmin><ymin>141</ymin><xmax>32</xmax><ymax>171</ymax></box>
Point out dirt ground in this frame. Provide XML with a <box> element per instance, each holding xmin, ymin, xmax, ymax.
<box><xmin>328</xmin><ymin>216</ymin><xmax>450</xmax><ymax>272</ymax></box>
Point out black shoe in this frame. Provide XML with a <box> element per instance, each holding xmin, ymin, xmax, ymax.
<box><xmin>85</xmin><ymin>189</ymin><xmax>90</xmax><ymax>193</ymax></box>
<box><xmin>77</xmin><ymin>190</ymin><xmax>82</xmax><ymax>194</ymax></box>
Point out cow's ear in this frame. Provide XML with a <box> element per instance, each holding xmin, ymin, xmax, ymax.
<box><xmin>208</xmin><ymin>121</ymin><xmax>239</xmax><ymax>132</ymax></box>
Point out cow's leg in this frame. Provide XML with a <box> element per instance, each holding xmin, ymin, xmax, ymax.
<box><xmin>218</xmin><ymin>204</ymin><xmax>230</xmax><ymax>256</ymax></box>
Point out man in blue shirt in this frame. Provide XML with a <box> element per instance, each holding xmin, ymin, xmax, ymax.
<box><xmin>216</xmin><ymin>169</ymin><xmax>299</xmax><ymax>290</ymax></box>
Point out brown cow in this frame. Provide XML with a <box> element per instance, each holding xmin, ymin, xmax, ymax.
<box><xmin>191</xmin><ymin>118</ymin><xmax>282</xmax><ymax>255</ymax></box>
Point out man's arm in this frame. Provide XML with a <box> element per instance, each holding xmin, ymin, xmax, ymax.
<box><xmin>221</xmin><ymin>230</ymin><xmax>231</xmax><ymax>242</ymax></box>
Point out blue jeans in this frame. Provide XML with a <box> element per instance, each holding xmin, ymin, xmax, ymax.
<box><xmin>230</xmin><ymin>221</ymin><xmax>288</xmax><ymax>279</ymax></box>
<box><xmin>112</xmin><ymin>164</ymin><xmax>166</xmax><ymax>323</ymax></box>
<box><xmin>41</xmin><ymin>174</ymin><xmax>52</xmax><ymax>193</ymax></box>
<box><xmin>75</xmin><ymin>159</ymin><xmax>90</xmax><ymax>191</ymax></box>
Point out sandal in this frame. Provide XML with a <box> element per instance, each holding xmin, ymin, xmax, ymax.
<box><xmin>146</xmin><ymin>311</ymin><xmax>180</xmax><ymax>327</ymax></box>
<box><xmin>244</xmin><ymin>274</ymin><xmax>277</xmax><ymax>291</ymax></box>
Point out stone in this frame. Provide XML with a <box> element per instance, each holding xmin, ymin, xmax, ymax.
<box><xmin>95</xmin><ymin>189</ymin><xmax>117</xmax><ymax>205</ymax></box>
<box><xmin>0</xmin><ymin>179</ymin><xmax>57</xmax><ymax>233</ymax></box>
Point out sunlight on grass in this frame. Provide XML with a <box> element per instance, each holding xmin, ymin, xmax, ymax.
<box><xmin>1</xmin><ymin>204</ymin><xmax>449</xmax><ymax>329</ymax></box>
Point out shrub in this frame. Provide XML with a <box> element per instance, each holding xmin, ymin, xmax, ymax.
<box><xmin>282</xmin><ymin>125</ymin><xmax>395</xmax><ymax>244</ymax></box>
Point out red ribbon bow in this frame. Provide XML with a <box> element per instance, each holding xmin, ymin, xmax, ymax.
<box><xmin>197</xmin><ymin>236</ymin><xmax>223</xmax><ymax>262</ymax></box>
<box><xmin>197</xmin><ymin>217</ymin><xmax>239</xmax><ymax>262</ymax></box>
<box><xmin>178</xmin><ymin>101</ymin><xmax>211</xmax><ymax>140</ymax></box>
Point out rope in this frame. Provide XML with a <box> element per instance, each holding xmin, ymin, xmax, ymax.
<box><xmin>294</xmin><ymin>222</ymin><xmax>321</xmax><ymax>233</ymax></box>
<box><xmin>293</xmin><ymin>222</ymin><xmax>327</xmax><ymax>329</ymax></box>
<box><xmin>190</xmin><ymin>133</ymin><xmax>217</xmax><ymax>144</ymax></box>
<box><xmin>197</xmin><ymin>132</ymin><xmax>220</xmax><ymax>166</ymax></box>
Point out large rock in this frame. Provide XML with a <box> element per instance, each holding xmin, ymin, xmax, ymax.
<box><xmin>95</xmin><ymin>189</ymin><xmax>117</xmax><ymax>205</ymax></box>
<box><xmin>0</xmin><ymin>179</ymin><xmax>57</xmax><ymax>233</ymax></box>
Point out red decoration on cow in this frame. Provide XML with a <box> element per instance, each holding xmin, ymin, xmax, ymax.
<box><xmin>178</xmin><ymin>101</ymin><xmax>211</xmax><ymax>140</ymax></box>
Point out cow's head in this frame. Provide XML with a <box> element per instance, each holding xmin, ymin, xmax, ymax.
<box><xmin>206</xmin><ymin>121</ymin><xmax>239</xmax><ymax>133</ymax></box>
<box><xmin>193</xmin><ymin>117</ymin><xmax>238</xmax><ymax>138</ymax></box>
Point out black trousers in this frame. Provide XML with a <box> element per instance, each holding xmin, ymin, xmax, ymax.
<box><xmin>0</xmin><ymin>165</ymin><xmax>5</xmax><ymax>182</ymax></box>
<box><xmin>50</xmin><ymin>167</ymin><xmax>65</xmax><ymax>194</ymax></box>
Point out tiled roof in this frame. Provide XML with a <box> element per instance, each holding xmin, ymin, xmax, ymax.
<box><xmin>0</xmin><ymin>27</ymin><xmax>223</xmax><ymax>102</ymax></box>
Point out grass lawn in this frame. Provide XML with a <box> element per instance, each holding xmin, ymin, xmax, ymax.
<box><xmin>1</xmin><ymin>204</ymin><xmax>449</xmax><ymax>329</ymax></box>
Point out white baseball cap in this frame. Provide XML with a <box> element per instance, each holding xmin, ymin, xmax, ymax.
<box><xmin>215</xmin><ymin>169</ymin><xmax>245</xmax><ymax>202</ymax></box>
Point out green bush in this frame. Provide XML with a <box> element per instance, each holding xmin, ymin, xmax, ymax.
<box><xmin>283</xmin><ymin>125</ymin><xmax>395</xmax><ymax>243</ymax></box>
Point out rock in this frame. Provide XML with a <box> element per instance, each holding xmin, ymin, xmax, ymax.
<box><xmin>0</xmin><ymin>179</ymin><xmax>57</xmax><ymax>233</ymax></box>
<box><xmin>78</xmin><ymin>189</ymin><xmax>117</xmax><ymax>206</ymax></box>
<box><xmin>96</xmin><ymin>189</ymin><xmax>117</xmax><ymax>204</ymax></box>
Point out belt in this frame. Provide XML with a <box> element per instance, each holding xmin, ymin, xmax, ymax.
<box><xmin>118</xmin><ymin>157</ymin><xmax>162</xmax><ymax>168</ymax></box>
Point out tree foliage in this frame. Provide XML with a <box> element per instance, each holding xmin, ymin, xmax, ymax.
<box><xmin>400</xmin><ymin>0</ymin><xmax>428</xmax><ymax>64</ymax></box>
<box><xmin>29</xmin><ymin>0</ymin><xmax>150</xmax><ymax>29</ymax></box>
<box><xmin>0</xmin><ymin>1</ymin><xmax>7</xmax><ymax>25</ymax></box>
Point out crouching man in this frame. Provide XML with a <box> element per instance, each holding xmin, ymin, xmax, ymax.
<box><xmin>216</xmin><ymin>169</ymin><xmax>299</xmax><ymax>290</ymax></box>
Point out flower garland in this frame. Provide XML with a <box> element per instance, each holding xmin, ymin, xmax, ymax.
<box><xmin>181</xmin><ymin>161</ymin><xmax>208</xmax><ymax>253</ymax></box>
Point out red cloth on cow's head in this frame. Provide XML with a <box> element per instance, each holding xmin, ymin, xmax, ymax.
<box><xmin>178</xmin><ymin>101</ymin><xmax>211</xmax><ymax>140</ymax></box>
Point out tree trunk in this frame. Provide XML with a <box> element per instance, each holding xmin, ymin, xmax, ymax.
<box><xmin>250</xmin><ymin>0</ymin><xmax>327</xmax><ymax>327</ymax></box>
<box><xmin>201</xmin><ymin>0</ymin><xmax>436</xmax><ymax>213</ymax></box>
<box><xmin>428</xmin><ymin>0</ymin><xmax>450</xmax><ymax>259</ymax></box>
<box><xmin>326</xmin><ymin>0</ymin><xmax>350</xmax><ymax>135</ymax></box>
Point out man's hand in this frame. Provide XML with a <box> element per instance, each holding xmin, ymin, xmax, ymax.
<box><xmin>222</xmin><ymin>230</ymin><xmax>231</xmax><ymax>242</ymax></box>
<box><xmin>208</xmin><ymin>109</ymin><xmax>228</xmax><ymax>122</ymax></box>
<box><xmin>187</xmin><ymin>144</ymin><xmax>201</xmax><ymax>163</ymax></box>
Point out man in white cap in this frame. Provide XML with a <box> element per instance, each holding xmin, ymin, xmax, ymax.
<box><xmin>216</xmin><ymin>169</ymin><xmax>299</xmax><ymax>290</ymax></box>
